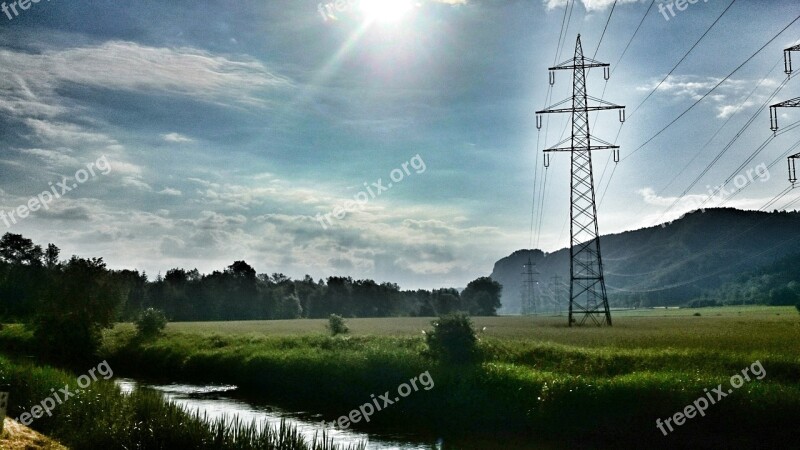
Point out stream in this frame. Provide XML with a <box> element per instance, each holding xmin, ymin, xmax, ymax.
<box><xmin>116</xmin><ymin>379</ymin><xmax>436</xmax><ymax>450</ymax></box>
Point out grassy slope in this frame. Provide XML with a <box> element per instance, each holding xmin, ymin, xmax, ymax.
<box><xmin>87</xmin><ymin>307</ymin><xmax>800</xmax><ymax>448</ymax></box>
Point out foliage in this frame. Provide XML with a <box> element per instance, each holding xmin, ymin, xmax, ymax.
<box><xmin>0</xmin><ymin>355</ymin><xmax>364</xmax><ymax>450</ymax></box>
<box><xmin>32</xmin><ymin>256</ymin><xmax>123</xmax><ymax>363</ymax></box>
<box><xmin>326</xmin><ymin>314</ymin><xmax>348</xmax><ymax>336</ymax></box>
<box><xmin>425</xmin><ymin>313</ymin><xmax>479</xmax><ymax>364</ymax></box>
<box><xmin>3</xmin><ymin>308</ymin><xmax>800</xmax><ymax>447</ymax></box>
<box><xmin>796</xmin><ymin>304</ymin><xmax>800</xmax><ymax>314</ymax></box>
<box><xmin>0</xmin><ymin>233</ymin><xmax>43</xmax><ymax>266</ymax></box>
<box><xmin>461</xmin><ymin>277</ymin><xmax>503</xmax><ymax>316</ymax></box>
<box><xmin>0</xmin><ymin>233</ymin><xmax>494</xmax><ymax>324</ymax></box>
<box><xmin>686</xmin><ymin>298</ymin><xmax>721</xmax><ymax>308</ymax></box>
<box><xmin>134</xmin><ymin>308</ymin><xmax>167</xmax><ymax>338</ymax></box>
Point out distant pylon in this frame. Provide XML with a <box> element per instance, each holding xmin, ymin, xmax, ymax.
<box><xmin>535</xmin><ymin>35</ymin><xmax>625</xmax><ymax>327</ymax></box>
<box><xmin>520</xmin><ymin>257</ymin><xmax>539</xmax><ymax>315</ymax></box>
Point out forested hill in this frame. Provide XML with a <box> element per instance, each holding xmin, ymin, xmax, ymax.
<box><xmin>491</xmin><ymin>208</ymin><xmax>800</xmax><ymax>314</ymax></box>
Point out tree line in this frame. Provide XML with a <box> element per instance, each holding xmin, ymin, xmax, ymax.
<box><xmin>0</xmin><ymin>233</ymin><xmax>503</xmax><ymax>326</ymax></box>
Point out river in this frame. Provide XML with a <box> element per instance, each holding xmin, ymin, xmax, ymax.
<box><xmin>116</xmin><ymin>379</ymin><xmax>436</xmax><ymax>450</ymax></box>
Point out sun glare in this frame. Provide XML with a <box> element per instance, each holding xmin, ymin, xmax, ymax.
<box><xmin>360</xmin><ymin>0</ymin><xmax>414</xmax><ymax>23</ymax></box>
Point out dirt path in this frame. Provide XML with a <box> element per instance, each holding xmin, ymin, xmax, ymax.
<box><xmin>1</xmin><ymin>418</ymin><xmax>66</xmax><ymax>449</ymax></box>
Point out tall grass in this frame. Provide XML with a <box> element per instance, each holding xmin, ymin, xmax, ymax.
<box><xmin>0</xmin><ymin>355</ymin><xmax>365</xmax><ymax>450</ymax></box>
<box><xmin>90</xmin><ymin>328</ymin><xmax>800</xmax><ymax>447</ymax></box>
<box><xmin>4</xmin><ymin>314</ymin><xmax>800</xmax><ymax>447</ymax></box>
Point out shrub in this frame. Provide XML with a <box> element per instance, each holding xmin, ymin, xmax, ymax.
<box><xmin>425</xmin><ymin>312</ymin><xmax>478</xmax><ymax>364</ymax></box>
<box><xmin>327</xmin><ymin>314</ymin><xmax>348</xmax><ymax>336</ymax></box>
<box><xmin>687</xmin><ymin>298</ymin><xmax>721</xmax><ymax>308</ymax></box>
<box><xmin>135</xmin><ymin>308</ymin><xmax>168</xmax><ymax>339</ymax></box>
<box><xmin>795</xmin><ymin>304</ymin><xmax>800</xmax><ymax>314</ymax></box>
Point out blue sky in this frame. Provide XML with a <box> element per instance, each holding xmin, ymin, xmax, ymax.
<box><xmin>0</xmin><ymin>0</ymin><xmax>798</xmax><ymax>289</ymax></box>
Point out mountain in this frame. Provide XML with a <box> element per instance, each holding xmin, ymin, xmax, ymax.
<box><xmin>490</xmin><ymin>208</ymin><xmax>800</xmax><ymax>314</ymax></box>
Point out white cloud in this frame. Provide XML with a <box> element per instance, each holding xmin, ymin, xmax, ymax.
<box><xmin>158</xmin><ymin>188</ymin><xmax>183</xmax><ymax>196</ymax></box>
<box><xmin>163</xmin><ymin>133</ymin><xmax>194</xmax><ymax>143</ymax></box>
<box><xmin>544</xmin><ymin>0</ymin><xmax>642</xmax><ymax>12</ymax></box>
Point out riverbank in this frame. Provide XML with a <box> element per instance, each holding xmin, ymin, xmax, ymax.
<box><xmin>101</xmin><ymin>311</ymin><xmax>800</xmax><ymax>448</ymax></box>
<box><xmin>0</xmin><ymin>354</ymin><xmax>365</xmax><ymax>449</ymax></box>
<box><xmin>1</xmin><ymin>417</ymin><xmax>66</xmax><ymax>450</ymax></box>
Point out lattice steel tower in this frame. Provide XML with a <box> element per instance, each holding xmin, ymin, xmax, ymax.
<box><xmin>535</xmin><ymin>35</ymin><xmax>625</xmax><ymax>326</ymax></box>
<box><xmin>773</xmin><ymin>43</ymin><xmax>800</xmax><ymax>183</ymax></box>
<box><xmin>520</xmin><ymin>257</ymin><xmax>539</xmax><ymax>315</ymax></box>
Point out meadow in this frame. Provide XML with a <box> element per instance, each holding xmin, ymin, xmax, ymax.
<box><xmin>2</xmin><ymin>306</ymin><xmax>799</xmax><ymax>449</ymax></box>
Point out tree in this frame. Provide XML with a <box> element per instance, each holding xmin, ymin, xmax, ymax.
<box><xmin>0</xmin><ymin>233</ymin><xmax>43</xmax><ymax>265</ymax></box>
<box><xmin>44</xmin><ymin>243</ymin><xmax>60</xmax><ymax>269</ymax></box>
<box><xmin>227</xmin><ymin>261</ymin><xmax>256</xmax><ymax>279</ymax></box>
<box><xmin>33</xmin><ymin>257</ymin><xmax>123</xmax><ymax>363</ymax></box>
<box><xmin>461</xmin><ymin>277</ymin><xmax>503</xmax><ymax>316</ymax></box>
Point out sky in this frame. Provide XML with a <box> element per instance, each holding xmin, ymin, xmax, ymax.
<box><xmin>0</xmin><ymin>0</ymin><xmax>798</xmax><ymax>289</ymax></box>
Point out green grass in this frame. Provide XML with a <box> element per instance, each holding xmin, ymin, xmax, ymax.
<box><xmin>3</xmin><ymin>306</ymin><xmax>799</xmax><ymax>448</ymax></box>
<box><xmin>159</xmin><ymin>306</ymin><xmax>799</xmax><ymax>352</ymax></box>
<box><xmin>0</xmin><ymin>355</ymin><xmax>365</xmax><ymax>449</ymax></box>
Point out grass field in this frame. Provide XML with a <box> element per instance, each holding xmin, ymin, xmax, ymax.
<box><xmin>160</xmin><ymin>305</ymin><xmax>799</xmax><ymax>353</ymax></box>
<box><xmin>4</xmin><ymin>306</ymin><xmax>799</xmax><ymax>449</ymax></box>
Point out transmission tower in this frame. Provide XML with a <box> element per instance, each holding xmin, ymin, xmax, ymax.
<box><xmin>535</xmin><ymin>35</ymin><xmax>625</xmax><ymax>327</ymax></box>
<box><xmin>772</xmin><ymin>44</ymin><xmax>800</xmax><ymax>183</ymax></box>
<box><xmin>520</xmin><ymin>257</ymin><xmax>539</xmax><ymax>315</ymax></box>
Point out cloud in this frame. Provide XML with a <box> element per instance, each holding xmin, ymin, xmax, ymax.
<box><xmin>163</xmin><ymin>133</ymin><xmax>194</xmax><ymax>143</ymax></box>
<box><xmin>544</xmin><ymin>0</ymin><xmax>641</xmax><ymax>11</ymax></box>
<box><xmin>636</xmin><ymin>75</ymin><xmax>778</xmax><ymax>119</ymax></box>
<box><xmin>158</xmin><ymin>188</ymin><xmax>183</xmax><ymax>196</ymax></box>
<box><xmin>0</xmin><ymin>41</ymin><xmax>293</xmax><ymax>108</ymax></box>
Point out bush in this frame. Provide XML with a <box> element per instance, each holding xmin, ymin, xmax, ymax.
<box><xmin>425</xmin><ymin>312</ymin><xmax>478</xmax><ymax>364</ymax></box>
<box><xmin>327</xmin><ymin>314</ymin><xmax>348</xmax><ymax>336</ymax></box>
<box><xmin>687</xmin><ymin>298</ymin><xmax>721</xmax><ymax>308</ymax></box>
<box><xmin>795</xmin><ymin>304</ymin><xmax>800</xmax><ymax>314</ymax></box>
<box><xmin>135</xmin><ymin>308</ymin><xmax>168</xmax><ymax>339</ymax></box>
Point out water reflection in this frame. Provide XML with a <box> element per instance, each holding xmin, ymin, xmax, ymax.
<box><xmin>116</xmin><ymin>379</ymin><xmax>433</xmax><ymax>450</ymax></box>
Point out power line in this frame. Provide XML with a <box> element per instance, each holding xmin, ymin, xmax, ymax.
<box><xmin>530</xmin><ymin>0</ymin><xmax>577</xmax><ymax>249</ymax></box>
<box><xmin>593</xmin><ymin>0</ymin><xmax>617</xmax><ymax>59</ymax></box>
<box><xmin>652</xmin><ymin>73</ymin><xmax>795</xmax><ymax>223</ymax></box>
<box><xmin>629</xmin><ymin>0</ymin><xmax>738</xmax><ymax>118</ymax></box>
<box><xmin>611</xmin><ymin>0</ymin><xmax>656</xmax><ymax>75</ymax></box>
<box><xmin>655</xmin><ymin>57</ymin><xmax>783</xmax><ymax>198</ymax></box>
<box><xmin>623</xmin><ymin>13</ymin><xmax>800</xmax><ymax>162</ymax></box>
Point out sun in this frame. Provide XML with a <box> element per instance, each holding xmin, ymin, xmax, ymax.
<box><xmin>360</xmin><ymin>0</ymin><xmax>414</xmax><ymax>23</ymax></box>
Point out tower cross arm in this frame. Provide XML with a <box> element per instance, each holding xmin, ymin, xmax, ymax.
<box><xmin>549</xmin><ymin>57</ymin><xmax>610</xmax><ymax>71</ymax></box>
<box><xmin>772</xmin><ymin>97</ymin><xmax>800</xmax><ymax>108</ymax></box>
